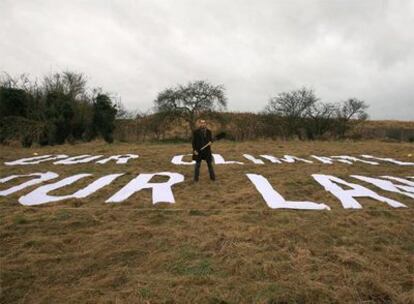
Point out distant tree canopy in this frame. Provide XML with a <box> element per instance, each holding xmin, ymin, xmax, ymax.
<box><xmin>93</xmin><ymin>94</ymin><xmax>118</xmax><ymax>143</ymax></box>
<box><xmin>154</xmin><ymin>80</ymin><xmax>227</xmax><ymax>131</ymax></box>
<box><xmin>0</xmin><ymin>71</ymin><xmax>119</xmax><ymax>146</ymax></box>
<box><xmin>334</xmin><ymin>98</ymin><xmax>369</xmax><ymax>138</ymax></box>
<box><xmin>264</xmin><ymin>87</ymin><xmax>369</xmax><ymax>139</ymax></box>
<box><xmin>264</xmin><ymin>87</ymin><xmax>319</xmax><ymax>139</ymax></box>
<box><xmin>1</xmin><ymin>72</ymin><xmax>372</xmax><ymax>145</ymax></box>
<box><xmin>0</xmin><ymin>87</ymin><xmax>28</xmax><ymax>118</ymax></box>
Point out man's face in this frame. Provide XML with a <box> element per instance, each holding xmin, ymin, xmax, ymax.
<box><xmin>199</xmin><ymin>120</ymin><xmax>207</xmax><ymax>128</ymax></box>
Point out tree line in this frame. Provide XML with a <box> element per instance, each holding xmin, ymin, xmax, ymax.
<box><xmin>1</xmin><ymin>72</ymin><xmax>369</xmax><ymax>146</ymax></box>
<box><xmin>150</xmin><ymin>81</ymin><xmax>368</xmax><ymax>140</ymax></box>
<box><xmin>0</xmin><ymin>72</ymin><xmax>119</xmax><ymax>146</ymax></box>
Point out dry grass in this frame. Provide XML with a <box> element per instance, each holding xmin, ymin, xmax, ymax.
<box><xmin>1</xmin><ymin>139</ymin><xmax>413</xmax><ymax>303</ymax></box>
<box><xmin>364</xmin><ymin>120</ymin><xmax>414</xmax><ymax>129</ymax></box>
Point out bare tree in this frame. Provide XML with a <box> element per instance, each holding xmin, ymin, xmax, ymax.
<box><xmin>154</xmin><ymin>80</ymin><xmax>227</xmax><ymax>131</ymax></box>
<box><xmin>264</xmin><ymin>87</ymin><xmax>318</xmax><ymax>139</ymax></box>
<box><xmin>62</xmin><ymin>71</ymin><xmax>87</xmax><ymax>100</ymax></box>
<box><xmin>337</xmin><ymin>98</ymin><xmax>369</xmax><ymax>120</ymax></box>
<box><xmin>115</xmin><ymin>99</ymin><xmax>135</xmax><ymax>119</ymax></box>
<box><xmin>305</xmin><ymin>102</ymin><xmax>337</xmax><ymax>139</ymax></box>
<box><xmin>335</xmin><ymin>98</ymin><xmax>369</xmax><ymax>138</ymax></box>
<box><xmin>43</xmin><ymin>71</ymin><xmax>87</xmax><ymax>100</ymax></box>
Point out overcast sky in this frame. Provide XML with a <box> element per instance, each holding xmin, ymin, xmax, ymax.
<box><xmin>1</xmin><ymin>0</ymin><xmax>413</xmax><ymax>120</ymax></box>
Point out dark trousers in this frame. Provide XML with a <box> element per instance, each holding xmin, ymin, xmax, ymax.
<box><xmin>194</xmin><ymin>159</ymin><xmax>216</xmax><ymax>181</ymax></box>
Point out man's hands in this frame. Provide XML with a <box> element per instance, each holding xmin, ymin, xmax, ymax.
<box><xmin>194</xmin><ymin>140</ymin><xmax>212</xmax><ymax>155</ymax></box>
<box><xmin>200</xmin><ymin>141</ymin><xmax>212</xmax><ymax>151</ymax></box>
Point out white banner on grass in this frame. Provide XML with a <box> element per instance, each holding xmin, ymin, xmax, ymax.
<box><xmin>312</xmin><ymin>174</ymin><xmax>407</xmax><ymax>209</ymax></box>
<box><xmin>19</xmin><ymin>173</ymin><xmax>124</xmax><ymax>206</ymax></box>
<box><xmin>106</xmin><ymin>172</ymin><xmax>184</xmax><ymax>205</ymax></box>
<box><xmin>5</xmin><ymin>155</ymin><xmax>68</xmax><ymax>166</ymax></box>
<box><xmin>246</xmin><ymin>173</ymin><xmax>330</xmax><ymax>210</ymax></box>
<box><xmin>0</xmin><ymin>172</ymin><xmax>59</xmax><ymax>196</ymax></box>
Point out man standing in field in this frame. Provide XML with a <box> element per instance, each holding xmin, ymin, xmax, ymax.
<box><xmin>192</xmin><ymin>119</ymin><xmax>216</xmax><ymax>182</ymax></box>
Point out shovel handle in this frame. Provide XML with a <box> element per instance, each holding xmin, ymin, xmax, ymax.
<box><xmin>200</xmin><ymin>141</ymin><xmax>212</xmax><ymax>151</ymax></box>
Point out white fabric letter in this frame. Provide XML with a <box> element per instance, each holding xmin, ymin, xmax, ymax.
<box><xmin>311</xmin><ymin>155</ymin><xmax>352</xmax><ymax>164</ymax></box>
<box><xmin>213</xmin><ymin>154</ymin><xmax>244</xmax><ymax>165</ymax></box>
<box><xmin>280</xmin><ymin>155</ymin><xmax>313</xmax><ymax>164</ymax></box>
<box><xmin>243</xmin><ymin>154</ymin><xmax>265</xmax><ymax>164</ymax></box>
<box><xmin>0</xmin><ymin>172</ymin><xmax>59</xmax><ymax>196</ymax></box>
<box><xmin>246</xmin><ymin>174</ymin><xmax>330</xmax><ymax>210</ymax></box>
<box><xmin>5</xmin><ymin>155</ymin><xmax>68</xmax><ymax>166</ymax></box>
<box><xmin>172</xmin><ymin>154</ymin><xmax>243</xmax><ymax>165</ymax></box>
<box><xmin>171</xmin><ymin>154</ymin><xmax>195</xmax><ymax>165</ymax></box>
<box><xmin>96</xmin><ymin>154</ymin><xmax>139</xmax><ymax>164</ymax></box>
<box><xmin>361</xmin><ymin>155</ymin><xmax>414</xmax><ymax>166</ymax></box>
<box><xmin>351</xmin><ymin>175</ymin><xmax>414</xmax><ymax>199</ymax></box>
<box><xmin>106</xmin><ymin>172</ymin><xmax>184</xmax><ymax>204</ymax></box>
<box><xmin>19</xmin><ymin>173</ymin><xmax>123</xmax><ymax>206</ymax></box>
<box><xmin>257</xmin><ymin>155</ymin><xmax>313</xmax><ymax>164</ymax></box>
<box><xmin>259</xmin><ymin>155</ymin><xmax>282</xmax><ymax>163</ymax></box>
<box><xmin>54</xmin><ymin>155</ymin><xmax>103</xmax><ymax>165</ymax></box>
<box><xmin>330</xmin><ymin>156</ymin><xmax>379</xmax><ymax>165</ymax></box>
<box><xmin>380</xmin><ymin>176</ymin><xmax>414</xmax><ymax>188</ymax></box>
<box><xmin>312</xmin><ymin>174</ymin><xmax>406</xmax><ymax>209</ymax></box>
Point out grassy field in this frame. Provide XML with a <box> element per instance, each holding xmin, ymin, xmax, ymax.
<box><xmin>0</xmin><ymin>140</ymin><xmax>413</xmax><ymax>303</ymax></box>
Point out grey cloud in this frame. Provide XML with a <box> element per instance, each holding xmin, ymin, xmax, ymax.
<box><xmin>0</xmin><ymin>0</ymin><xmax>413</xmax><ymax>119</ymax></box>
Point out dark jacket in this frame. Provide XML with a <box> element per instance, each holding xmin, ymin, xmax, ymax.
<box><xmin>192</xmin><ymin>128</ymin><xmax>213</xmax><ymax>161</ymax></box>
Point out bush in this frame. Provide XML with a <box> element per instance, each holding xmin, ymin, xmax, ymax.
<box><xmin>93</xmin><ymin>94</ymin><xmax>117</xmax><ymax>143</ymax></box>
<box><xmin>0</xmin><ymin>116</ymin><xmax>45</xmax><ymax>147</ymax></box>
<box><xmin>0</xmin><ymin>71</ymin><xmax>120</xmax><ymax>146</ymax></box>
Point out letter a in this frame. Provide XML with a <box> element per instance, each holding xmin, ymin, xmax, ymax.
<box><xmin>312</xmin><ymin>174</ymin><xmax>406</xmax><ymax>209</ymax></box>
<box><xmin>351</xmin><ymin>175</ymin><xmax>414</xmax><ymax>199</ymax></box>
